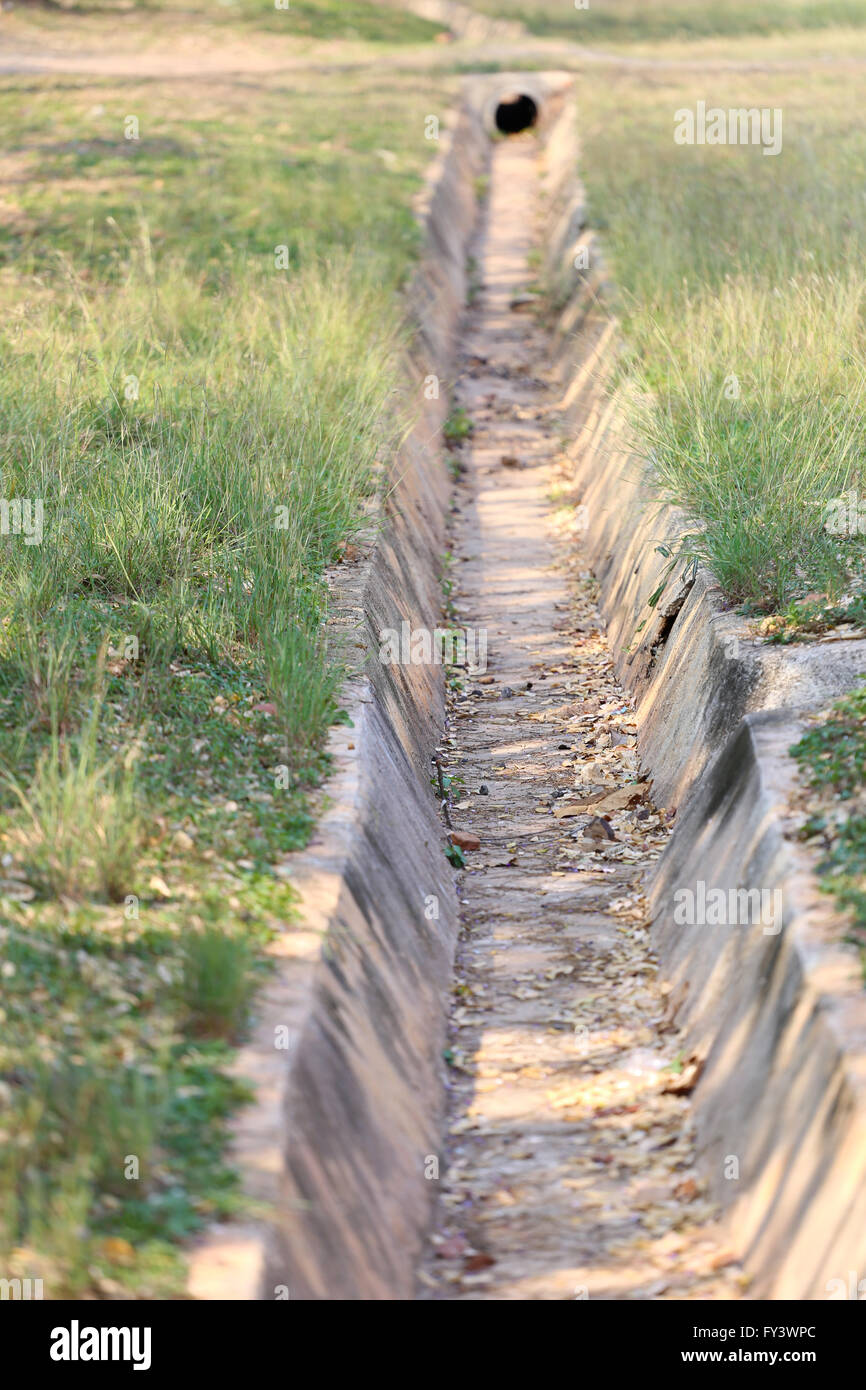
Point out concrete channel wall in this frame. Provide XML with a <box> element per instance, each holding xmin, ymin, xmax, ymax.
<box><xmin>540</xmin><ymin>94</ymin><xmax>866</xmax><ymax>1300</ymax></box>
<box><xmin>187</xmin><ymin>98</ymin><xmax>489</xmax><ymax>1301</ymax></box>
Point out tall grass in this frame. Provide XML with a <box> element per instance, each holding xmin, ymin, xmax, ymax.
<box><xmin>9</xmin><ymin>0</ymin><xmax>444</xmax><ymax>42</ymax></box>
<box><xmin>179</xmin><ymin>920</ymin><xmax>258</xmax><ymax>1041</ymax></box>
<box><xmin>4</xmin><ymin>708</ymin><xmax>140</xmax><ymax>903</ymax></box>
<box><xmin>579</xmin><ymin>70</ymin><xmax>866</xmax><ymax>611</ymax></box>
<box><xmin>0</xmin><ymin>247</ymin><xmax>404</xmax><ymax>758</ymax></box>
<box><xmin>0</xmin><ymin>228</ymin><xmax>405</xmax><ymax>1286</ymax></box>
<box><xmin>626</xmin><ymin>276</ymin><xmax>866</xmax><ymax>607</ymax></box>
<box><xmin>476</xmin><ymin>0</ymin><xmax>866</xmax><ymax>42</ymax></box>
<box><xmin>0</xmin><ymin>63</ymin><xmax>439</xmax><ymax>1294</ymax></box>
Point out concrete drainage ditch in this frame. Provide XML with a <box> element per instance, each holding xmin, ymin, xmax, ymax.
<box><xmin>188</xmin><ymin>75</ymin><xmax>866</xmax><ymax>1301</ymax></box>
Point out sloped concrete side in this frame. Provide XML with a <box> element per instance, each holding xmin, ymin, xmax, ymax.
<box><xmin>540</xmin><ymin>94</ymin><xmax>866</xmax><ymax>1297</ymax></box>
<box><xmin>650</xmin><ymin>714</ymin><xmax>866</xmax><ymax>1298</ymax></box>
<box><xmin>187</xmin><ymin>100</ymin><xmax>488</xmax><ymax>1302</ymax></box>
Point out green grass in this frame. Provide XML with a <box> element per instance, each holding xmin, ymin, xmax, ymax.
<box><xmin>0</xmin><ymin>66</ymin><xmax>447</xmax><ymax>1296</ymax></box>
<box><xmin>792</xmin><ymin>686</ymin><xmax>866</xmax><ymax>974</ymax></box>
<box><xmin>10</xmin><ymin>0</ymin><xmax>443</xmax><ymax>43</ymax></box>
<box><xmin>476</xmin><ymin>0</ymin><xmax>866</xmax><ymax>43</ymax></box>
<box><xmin>576</xmin><ymin>67</ymin><xmax>866</xmax><ymax>613</ymax></box>
<box><xmin>443</xmin><ymin>406</ymin><xmax>474</xmax><ymax>446</ymax></box>
<box><xmin>225</xmin><ymin>0</ymin><xmax>444</xmax><ymax>41</ymax></box>
<box><xmin>0</xmin><ymin>74</ymin><xmax>428</xmax><ymax>279</ymax></box>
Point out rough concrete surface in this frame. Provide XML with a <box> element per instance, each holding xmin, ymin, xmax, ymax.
<box><xmin>650</xmin><ymin>714</ymin><xmax>866</xmax><ymax>1298</ymax></box>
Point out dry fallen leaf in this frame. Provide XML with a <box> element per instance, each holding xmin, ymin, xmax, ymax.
<box><xmin>661</xmin><ymin>1054</ymin><xmax>705</xmax><ymax>1095</ymax></box>
<box><xmin>592</xmin><ymin>782</ymin><xmax>650</xmax><ymax>815</ymax></box>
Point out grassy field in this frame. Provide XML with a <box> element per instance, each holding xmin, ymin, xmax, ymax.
<box><xmin>6</xmin><ymin>0</ymin><xmax>443</xmax><ymax>42</ymax></box>
<box><xmin>576</xmin><ymin>65</ymin><xmax>866</xmax><ymax>616</ymax></box>
<box><xmin>476</xmin><ymin>0</ymin><xmax>866</xmax><ymax>43</ymax></box>
<box><xmin>0</xmin><ymin>50</ymin><xmax>449</xmax><ymax>1296</ymax></box>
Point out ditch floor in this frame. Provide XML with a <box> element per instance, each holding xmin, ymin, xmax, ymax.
<box><xmin>417</xmin><ymin>134</ymin><xmax>744</xmax><ymax>1301</ymax></box>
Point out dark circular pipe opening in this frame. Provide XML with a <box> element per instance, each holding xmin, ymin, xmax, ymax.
<box><xmin>494</xmin><ymin>93</ymin><xmax>538</xmax><ymax>136</ymax></box>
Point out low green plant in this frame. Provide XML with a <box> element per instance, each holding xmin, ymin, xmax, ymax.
<box><xmin>443</xmin><ymin>407</ymin><xmax>474</xmax><ymax>447</ymax></box>
<box><xmin>2</xmin><ymin>671</ymin><xmax>141</xmax><ymax>902</ymax></box>
<box><xmin>475</xmin><ymin>0</ymin><xmax>866</xmax><ymax>43</ymax></box>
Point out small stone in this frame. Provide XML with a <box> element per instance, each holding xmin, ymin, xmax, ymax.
<box><xmin>450</xmin><ymin>830</ymin><xmax>481</xmax><ymax>852</ymax></box>
<box><xmin>479</xmin><ymin>784</ymin><xmax>489</xmax><ymax>795</ymax></box>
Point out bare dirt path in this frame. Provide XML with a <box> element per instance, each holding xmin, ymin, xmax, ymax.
<box><xmin>418</xmin><ymin>136</ymin><xmax>744</xmax><ymax>1301</ymax></box>
<box><xmin>375</xmin><ymin>0</ymin><xmax>525</xmax><ymax>42</ymax></box>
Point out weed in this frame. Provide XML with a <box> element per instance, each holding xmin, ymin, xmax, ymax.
<box><xmin>443</xmin><ymin>407</ymin><xmax>474</xmax><ymax>447</ymax></box>
<box><xmin>178</xmin><ymin>921</ymin><xmax>258</xmax><ymax>1042</ymax></box>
